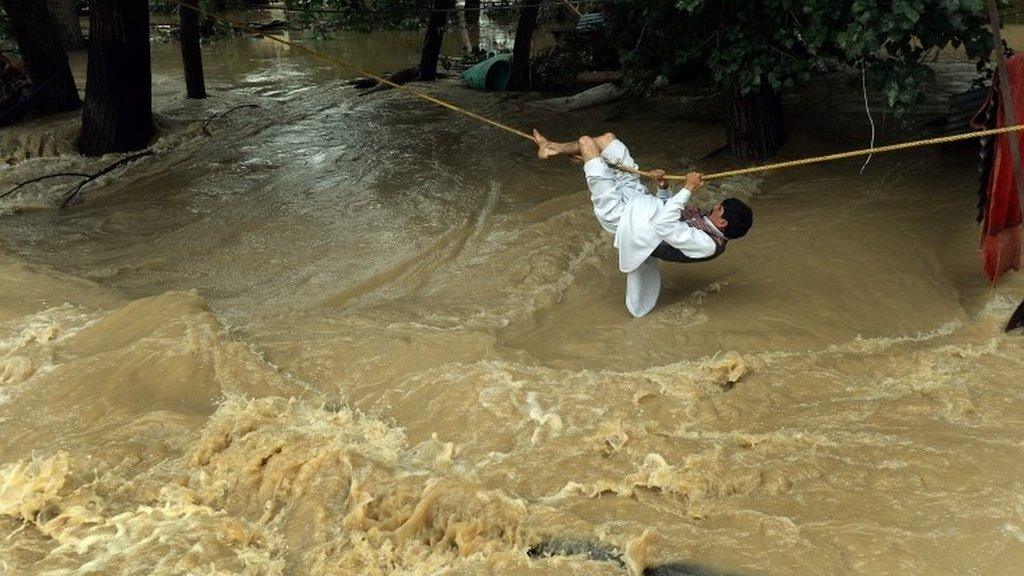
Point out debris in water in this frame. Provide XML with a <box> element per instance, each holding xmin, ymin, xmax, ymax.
<box><xmin>1007</xmin><ymin>299</ymin><xmax>1024</xmax><ymax>332</ymax></box>
<box><xmin>527</xmin><ymin>537</ymin><xmax>624</xmax><ymax>567</ymax></box>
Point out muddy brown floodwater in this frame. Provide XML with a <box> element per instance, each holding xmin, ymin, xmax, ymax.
<box><xmin>1</xmin><ymin>25</ymin><xmax>1024</xmax><ymax>576</ymax></box>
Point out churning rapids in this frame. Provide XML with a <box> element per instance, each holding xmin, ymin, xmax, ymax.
<box><xmin>1</xmin><ymin>29</ymin><xmax>1024</xmax><ymax>576</ymax></box>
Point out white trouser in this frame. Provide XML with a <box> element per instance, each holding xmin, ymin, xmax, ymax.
<box><xmin>583</xmin><ymin>139</ymin><xmax>647</xmax><ymax>235</ymax></box>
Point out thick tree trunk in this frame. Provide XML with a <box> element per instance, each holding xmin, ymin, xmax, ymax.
<box><xmin>1</xmin><ymin>0</ymin><xmax>80</xmax><ymax>115</ymax></box>
<box><xmin>80</xmin><ymin>0</ymin><xmax>153</xmax><ymax>156</ymax></box>
<box><xmin>45</xmin><ymin>0</ymin><xmax>86</xmax><ymax>51</ymax></box>
<box><xmin>179</xmin><ymin>0</ymin><xmax>206</xmax><ymax>99</ymax></box>
<box><xmin>508</xmin><ymin>0</ymin><xmax>541</xmax><ymax>91</ymax></box>
<box><xmin>464</xmin><ymin>0</ymin><xmax>480</xmax><ymax>52</ymax></box>
<box><xmin>724</xmin><ymin>81</ymin><xmax>784</xmax><ymax>160</ymax></box>
<box><xmin>419</xmin><ymin>0</ymin><xmax>454</xmax><ymax>81</ymax></box>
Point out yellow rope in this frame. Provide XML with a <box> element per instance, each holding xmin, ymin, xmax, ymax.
<box><xmin>620</xmin><ymin>123</ymin><xmax>1024</xmax><ymax>181</ymax></box>
<box><xmin>698</xmin><ymin>124</ymin><xmax>1024</xmax><ymax>181</ymax></box>
<box><xmin>171</xmin><ymin>1</ymin><xmax>1024</xmax><ymax>183</ymax></box>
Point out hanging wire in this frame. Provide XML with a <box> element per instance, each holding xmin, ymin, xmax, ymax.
<box><xmin>858</xmin><ymin>59</ymin><xmax>875</xmax><ymax>175</ymax></box>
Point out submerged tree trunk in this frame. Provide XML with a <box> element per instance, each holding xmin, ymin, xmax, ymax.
<box><xmin>419</xmin><ymin>0</ymin><xmax>454</xmax><ymax>81</ymax></box>
<box><xmin>1</xmin><ymin>0</ymin><xmax>81</xmax><ymax>115</ymax></box>
<box><xmin>45</xmin><ymin>0</ymin><xmax>86</xmax><ymax>51</ymax></box>
<box><xmin>179</xmin><ymin>0</ymin><xmax>207</xmax><ymax>99</ymax></box>
<box><xmin>80</xmin><ymin>0</ymin><xmax>153</xmax><ymax>156</ymax></box>
<box><xmin>724</xmin><ymin>81</ymin><xmax>785</xmax><ymax>159</ymax></box>
<box><xmin>508</xmin><ymin>0</ymin><xmax>541</xmax><ymax>91</ymax></box>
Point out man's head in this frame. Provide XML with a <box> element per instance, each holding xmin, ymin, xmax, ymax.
<box><xmin>709</xmin><ymin>198</ymin><xmax>753</xmax><ymax>239</ymax></box>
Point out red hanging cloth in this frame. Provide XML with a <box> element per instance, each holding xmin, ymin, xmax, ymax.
<box><xmin>974</xmin><ymin>55</ymin><xmax>1024</xmax><ymax>284</ymax></box>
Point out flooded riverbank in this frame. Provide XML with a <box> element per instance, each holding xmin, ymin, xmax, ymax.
<box><xmin>1</xmin><ymin>29</ymin><xmax>1023</xmax><ymax>576</ymax></box>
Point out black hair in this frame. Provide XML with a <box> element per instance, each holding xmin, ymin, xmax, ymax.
<box><xmin>721</xmin><ymin>198</ymin><xmax>753</xmax><ymax>239</ymax></box>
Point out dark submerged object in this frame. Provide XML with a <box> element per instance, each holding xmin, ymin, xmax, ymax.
<box><xmin>527</xmin><ymin>538</ymin><xmax>747</xmax><ymax>576</ymax></box>
<box><xmin>351</xmin><ymin>67</ymin><xmax>421</xmax><ymax>94</ymax></box>
<box><xmin>1007</xmin><ymin>299</ymin><xmax>1024</xmax><ymax>333</ymax></box>
<box><xmin>527</xmin><ymin>538</ymin><xmax>624</xmax><ymax>566</ymax></box>
<box><xmin>643</xmin><ymin>562</ymin><xmax>749</xmax><ymax>576</ymax></box>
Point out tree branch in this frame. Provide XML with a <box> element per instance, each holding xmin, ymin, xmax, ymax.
<box><xmin>59</xmin><ymin>150</ymin><xmax>155</xmax><ymax>208</ymax></box>
<box><xmin>1</xmin><ymin>173</ymin><xmax>92</xmax><ymax>202</ymax></box>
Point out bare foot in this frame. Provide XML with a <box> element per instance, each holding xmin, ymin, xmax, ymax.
<box><xmin>533</xmin><ymin>129</ymin><xmax>559</xmax><ymax>160</ymax></box>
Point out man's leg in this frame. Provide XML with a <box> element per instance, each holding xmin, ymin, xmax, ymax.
<box><xmin>535</xmin><ymin>130</ymin><xmax>644</xmax><ymax>195</ymax></box>
<box><xmin>579</xmin><ymin>135</ymin><xmax>628</xmax><ymax>234</ymax></box>
<box><xmin>592</xmin><ymin>132</ymin><xmax>617</xmax><ymax>150</ymax></box>
<box><xmin>590</xmin><ymin>133</ymin><xmax>645</xmax><ymax>193</ymax></box>
<box><xmin>532</xmin><ymin>130</ymin><xmax>643</xmax><ymax>233</ymax></box>
<box><xmin>577</xmin><ymin>135</ymin><xmax>601</xmax><ymax>161</ymax></box>
<box><xmin>534</xmin><ymin>130</ymin><xmax>618</xmax><ymax>160</ymax></box>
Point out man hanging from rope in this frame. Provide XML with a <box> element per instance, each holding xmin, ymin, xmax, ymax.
<box><xmin>534</xmin><ymin>130</ymin><xmax>753</xmax><ymax>317</ymax></box>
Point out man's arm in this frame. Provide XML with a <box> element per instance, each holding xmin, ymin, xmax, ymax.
<box><xmin>650</xmin><ymin>168</ymin><xmax>672</xmax><ymax>200</ymax></box>
<box><xmin>650</xmin><ymin>171</ymin><xmax>716</xmax><ymax>258</ymax></box>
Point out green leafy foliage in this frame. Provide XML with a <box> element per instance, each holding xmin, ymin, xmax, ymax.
<box><xmin>604</xmin><ymin>0</ymin><xmax>1001</xmax><ymax>113</ymax></box>
<box><xmin>284</xmin><ymin>0</ymin><xmax>432</xmax><ymax>32</ymax></box>
<box><xmin>0</xmin><ymin>7</ymin><xmax>11</xmax><ymax>46</ymax></box>
<box><xmin>151</xmin><ymin>0</ymin><xmax>261</xmax><ymax>15</ymax></box>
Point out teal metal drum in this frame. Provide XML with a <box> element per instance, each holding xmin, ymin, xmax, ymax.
<box><xmin>462</xmin><ymin>54</ymin><xmax>513</xmax><ymax>91</ymax></box>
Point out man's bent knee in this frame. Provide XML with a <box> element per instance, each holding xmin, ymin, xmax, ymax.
<box><xmin>593</xmin><ymin>132</ymin><xmax>616</xmax><ymax>148</ymax></box>
<box><xmin>578</xmin><ymin>136</ymin><xmax>600</xmax><ymax>161</ymax></box>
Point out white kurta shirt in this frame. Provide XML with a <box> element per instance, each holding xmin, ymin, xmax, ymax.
<box><xmin>583</xmin><ymin>153</ymin><xmax>718</xmax><ymax>317</ymax></box>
